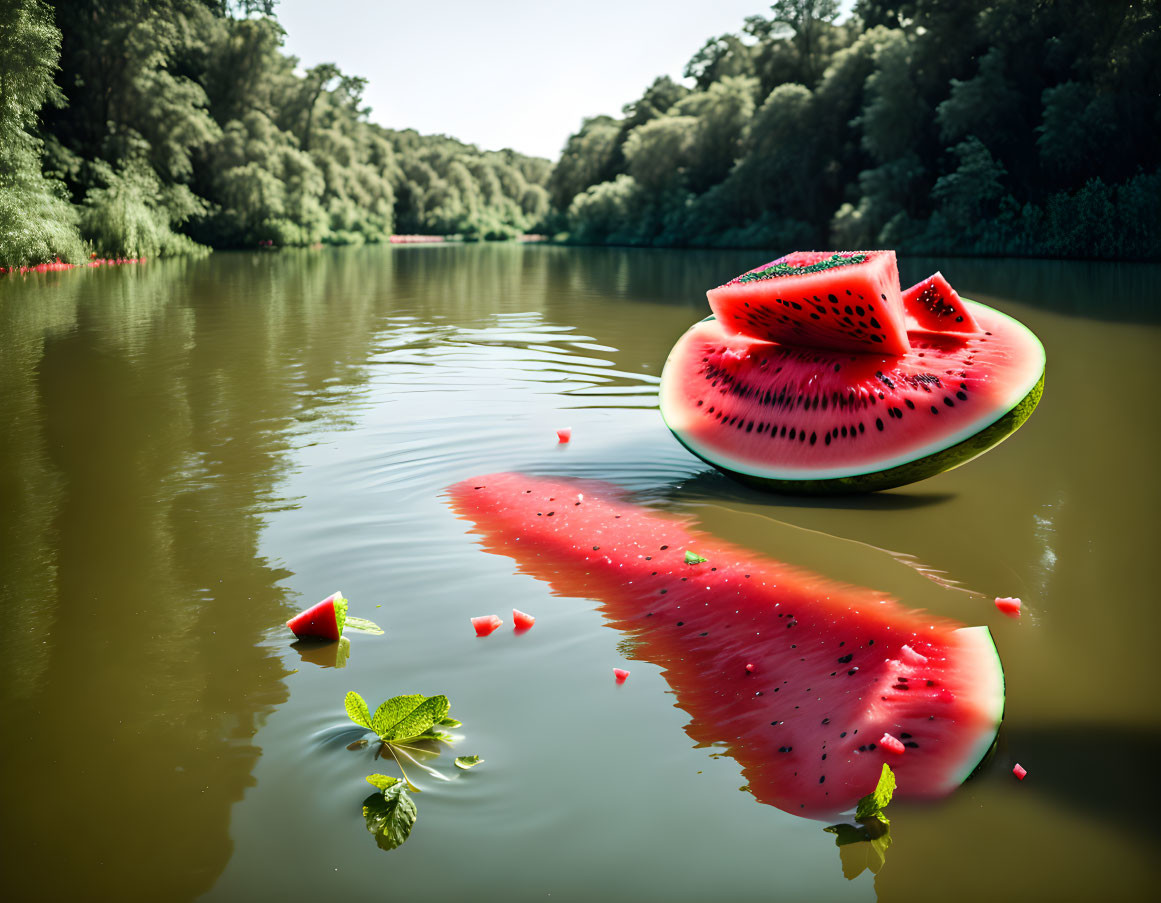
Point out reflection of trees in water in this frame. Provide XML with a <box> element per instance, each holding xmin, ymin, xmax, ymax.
<box><xmin>0</xmin><ymin>253</ymin><xmax>416</xmax><ymax>900</ymax></box>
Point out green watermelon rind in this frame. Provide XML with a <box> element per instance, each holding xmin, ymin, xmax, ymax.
<box><xmin>947</xmin><ymin>625</ymin><xmax>1006</xmax><ymax>789</ymax></box>
<box><xmin>660</xmin><ymin>299</ymin><xmax>1045</xmax><ymax>495</ymax></box>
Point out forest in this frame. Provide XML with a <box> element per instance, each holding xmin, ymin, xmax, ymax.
<box><xmin>0</xmin><ymin>0</ymin><xmax>552</xmax><ymax>266</ymax></box>
<box><xmin>1</xmin><ymin>0</ymin><xmax>1158</xmax><ymax>266</ymax></box>
<box><xmin>551</xmin><ymin>0</ymin><xmax>1160</xmax><ymax>259</ymax></box>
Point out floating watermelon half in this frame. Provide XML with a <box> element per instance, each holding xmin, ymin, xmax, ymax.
<box><xmin>287</xmin><ymin>591</ymin><xmax>348</xmax><ymax>641</ymax></box>
<box><xmin>662</xmin><ymin>264</ymin><xmax>1044</xmax><ymax>493</ymax></box>
<box><xmin>449</xmin><ymin>473</ymin><xmax>1005</xmax><ymax>819</ymax></box>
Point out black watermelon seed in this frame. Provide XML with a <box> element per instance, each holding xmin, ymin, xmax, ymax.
<box><xmin>819</xmin><ymin>776</ymin><xmax>826</xmax><ymax>784</ymax></box>
<box><xmin>875</xmin><ymin>418</ymin><xmax>884</xmax><ymax>431</ymax></box>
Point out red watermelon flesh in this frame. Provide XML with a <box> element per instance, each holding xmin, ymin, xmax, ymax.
<box><xmin>449</xmin><ymin>473</ymin><xmax>1005</xmax><ymax>819</ymax></box>
<box><xmin>902</xmin><ymin>272</ymin><xmax>981</xmax><ymax>333</ymax></box>
<box><xmin>706</xmin><ymin>251</ymin><xmax>910</xmax><ymax>357</ymax></box>
<box><xmin>287</xmin><ymin>591</ymin><xmax>348</xmax><ymax>641</ymax></box>
<box><xmin>659</xmin><ymin>299</ymin><xmax>1044</xmax><ymax>489</ymax></box>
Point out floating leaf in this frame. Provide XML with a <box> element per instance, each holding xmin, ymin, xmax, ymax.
<box><xmin>365</xmin><ymin>773</ymin><xmax>399</xmax><ymax>791</ymax></box>
<box><xmin>346</xmin><ymin>616</ymin><xmax>384</xmax><ymax>635</ymax></box>
<box><xmin>362</xmin><ymin>785</ymin><xmax>417</xmax><ymax>851</ymax></box>
<box><xmin>454</xmin><ymin>755</ymin><xmax>483</xmax><ymax>770</ymax></box>
<box><xmin>344</xmin><ymin>691</ymin><xmax>373</xmax><ymax>731</ymax></box>
<box><xmin>371</xmin><ymin>694</ymin><xmax>425</xmax><ymax>740</ymax></box>
<box><xmin>684</xmin><ymin>551</ymin><xmax>707</xmax><ymax>565</ymax></box>
<box><xmin>388</xmin><ymin>695</ymin><xmax>450</xmax><ymax>742</ymax></box>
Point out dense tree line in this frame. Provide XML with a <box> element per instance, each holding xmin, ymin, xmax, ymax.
<box><xmin>0</xmin><ymin>0</ymin><xmax>551</xmax><ymax>266</ymax></box>
<box><xmin>550</xmin><ymin>0</ymin><xmax>1160</xmax><ymax>260</ymax></box>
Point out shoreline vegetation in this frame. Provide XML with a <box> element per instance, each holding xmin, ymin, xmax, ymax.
<box><xmin>1</xmin><ymin>1</ymin><xmax>1157</xmax><ymax>270</ymax></box>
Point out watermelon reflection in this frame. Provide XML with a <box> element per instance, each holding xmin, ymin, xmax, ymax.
<box><xmin>449</xmin><ymin>472</ymin><xmax>1004</xmax><ymax>820</ymax></box>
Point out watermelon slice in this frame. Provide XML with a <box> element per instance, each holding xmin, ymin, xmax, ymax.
<box><xmin>513</xmin><ymin>608</ymin><xmax>536</xmax><ymax>630</ymax></box>
<box><xmin>659</xmin><ymin>297</ymin><xmax>1044</xmax><ymax>493</ymax></box>
<box><xmin>449</xmin><ymin>474</ymin><xmax>1005</xmax><ymax>819</ymax></box>
<box><xmin>706</xmin><ymin>251</ymin><xmax>910</xmax><ymax>356</ymax></box>
<box><xmin>902</xmin><ymin>272</ymin><xmax>980</xmax><ymax>333</ymax></box>
<box><xmin>287</xmin><ymin>591</ymin><xmax>348</xmax><ymax>641</ymax></box>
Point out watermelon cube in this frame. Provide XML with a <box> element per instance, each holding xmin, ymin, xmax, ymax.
<box><xmin>513</xmin><ymin>608</ymin><xmax>536</xmax><ymax>630</ymax></box>
<box><xmin>995</xmin><ymin>597</ymin><xmax>1022</xmax><ymax>617</ymax></box>
<box><xmin>613</xmin><ymin>668</ymin><xmax>630</xmax><ymax>684</ymax></box>
<box><xmin>879</xmin><ymin>733</ymin><xmax>906</xmax><ymax>755</ymax></box>
<box><xmin>1013</xmin><ymin>763</ymin><xmax>1027</xmax><ymax>781</ymax></box>
<box><xmin>556</xmin><ymin>428</ymin><xmax>572</xmax><ymax>443</ymax></box>
<box><xmin>471</xmin><ymin>614</ymin><xmax>503</xmax><ymax>636</ymax></box>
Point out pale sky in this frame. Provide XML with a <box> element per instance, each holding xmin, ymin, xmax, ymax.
<box><xmin>276</xmin><ymin>1</ymin><xmax>780</xmax><ymax>160</ymax></box>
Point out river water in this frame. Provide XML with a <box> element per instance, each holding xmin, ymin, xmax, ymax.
<box><xmin>1</xmin><ymin>245</ymin><xmax>1158</xmax><ymax>901</ymax></box>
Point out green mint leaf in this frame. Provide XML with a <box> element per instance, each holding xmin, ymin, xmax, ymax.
<box><xmin>365</xmin><ymin>773</ymin><xmax>399</xmax><ymax>791</ymax></box>
<box><xmin>684</xmin><ymin>551</ymin><xmax>707</xmax><ymax>565</ymax></box>
<box><xmin>855</xmin><ymin>764</ymin><xmax>896</xmax><ymax>821</ymax></box>
<box><xmin>438</xmin><ymin>717</ymin><xmax>462</xmax><ymax>728</ymax></box>
<box><xmin>454</xmin><ymin>755</ymin><xmax>483</xmax><ymax>769</ymax></box>
<box><xmin>344</xmin><ymin>691</ymin><xmax>373</xmax><ymax>730</ymax></box>
<box><xmin>389</xmin><ymin>695</ymin><xmax>451</xmax><ymax>742</ymax></box>
<box><xmin>333</xmin><ymin>593</ymin><xmax>349</xmax><ymax>636</ymax></box>
<box><xmin>345</xmin><ymin>615</ymin><xmax>384</xmax><ymax>635</ymax></box>
<box><xmin>372</xmin><ymin>694</ymin><xmax>426</xmax><ymax>740</ymax></box>
<box><xmin>362</xmin><ymin>785</ymin><xmax>417</xmax><ymax>851</ymax></box>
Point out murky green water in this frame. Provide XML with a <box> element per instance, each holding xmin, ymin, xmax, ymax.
<box><xmin>1</xmin><ymin>246</ymin><xmax>1158</xmax><ymax>901</ymax></box>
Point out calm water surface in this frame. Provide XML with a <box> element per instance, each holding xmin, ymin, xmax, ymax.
<box><xmin>1</xmin><ymin>246</ymin><xmax>1158</xmax><ymax>902</ymax></box>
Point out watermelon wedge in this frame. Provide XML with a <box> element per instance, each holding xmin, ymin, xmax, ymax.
<box><xmin>449</xmin><ymin>473</ymin><xmax>1005</xmax><ymax>819</ymax></box>
<box><xmin>287</xmin><ymin>591</ymin><xmax>348</xmax><ymax>641</ymax></box>
<box><xmin>706</xmin><ymin>251</ymin><xmax>910</xmax><ymax>356</ymax></box>
<box><xmin>902</xmin><ymin>272</ymin><xmax>980</xmax><ymax>333</ymax></box>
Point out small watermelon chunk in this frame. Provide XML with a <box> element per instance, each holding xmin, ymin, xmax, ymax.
<box><xmin>903</xmin><ymin>273</ymin><xmax>980</xmax><ymax>333</ymax></box>
<box><xmin>450</xmin><ymin>474</ymin><xmax>1006</xmax><ymax>818</ymax></box>
<box><xmin>994</xmin><ymin>597</ymin><xmax>1022</xmax><ymax>617</ymax></box>
<box><xmin>1013</xmin><ymin>763</ymin><xmax>1027</xmax><ymax>780</ymax></box>
<box><xmin>287</xmin><ymin>592</ymin><xmax>348</xmax><ymax>641</ymax></box>
<box><xmin>879</xmin><ymin>733</ymin><xmax>906</xmax><ymax>755</ymax></box>
<box><xmin>471</xmin><ymin>614</ymin><xmax>503</xmax><ymax>636</ymax></box>
<box><xmin>556</xmin><ymin>428</ymin><xmax>572</xmax><ymax>443</ymax></box>
<box><xmin>613</xmin><ymin>668</ymin><xmax>630</xmax><ymax>684</ymax></box>
<box><xmin>513</xmin><ymin>608</ymin><xmax>536</xmax><ymax>630</ymax></box>
<box><xmin>706</xmin><ymin>251</ymin><xmax>910</xmax><ymax>356</ymax></box>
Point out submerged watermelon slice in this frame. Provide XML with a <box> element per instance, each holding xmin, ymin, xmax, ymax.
<box><xmin>287</xmin><ymin>591</ymin><xmax>348</xmax><ymax>641</ymax></box>
<box><xmin>449</xmin><ymin>473</ymin><xmax>1005</xmax><ymax>819</ymax></box>
<box><xmin>902</xmin><ymin>272</ymin><xmax>980</xmax><ymax>333</ymax></box>
<box><xmin>706</xmin><ymin>251</ymin><xmax>910</xmax><ymax>356</ymax></box>
<box><xmin>660</xmin><ymin>296</ymin><xmax>1044</xmax><ymax>493</ymax></box>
